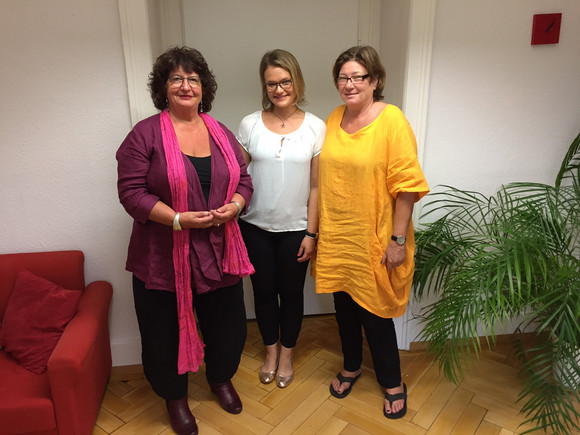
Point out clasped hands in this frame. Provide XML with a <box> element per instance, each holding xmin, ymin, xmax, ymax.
<box><xmin>178</xmin><ymin>203</ymin><xmax>239</xmax><ymax>229</ymax></box>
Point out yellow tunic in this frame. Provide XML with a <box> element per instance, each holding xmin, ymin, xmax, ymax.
<box><xmin>314</xmin><ymin>105</ymin><xmax>429</xmax><ymax>318</ymax></box>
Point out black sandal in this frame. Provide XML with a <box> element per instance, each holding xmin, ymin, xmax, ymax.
<box><xmin>383</xmin><ymin>383</ymin><xmax>407</xmax><ymax>419</ymax></box>
<box><xmin>329</xmin><ymin>372</ymin><xmax>361</xmax><ymax>399</ymax></box>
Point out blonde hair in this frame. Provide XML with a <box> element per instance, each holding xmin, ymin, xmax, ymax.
<box><xmin>259</xmin><ymin>49</ymin><xmax>306</xmax><ymax>110</ymax></box>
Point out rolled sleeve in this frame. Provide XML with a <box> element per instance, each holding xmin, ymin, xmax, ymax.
<box><xmin>386</xmin><ymin>109</ymin><xmax>429</xmax><ymax>201</ymax></box>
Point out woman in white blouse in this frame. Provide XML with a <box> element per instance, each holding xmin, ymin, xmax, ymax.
<box><xmin>238</xmin><ymin>49</ymin><xmax>326</xmax><ymax>388</ymax></box>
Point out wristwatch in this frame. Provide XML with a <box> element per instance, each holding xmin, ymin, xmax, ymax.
<box><xmin>391</xmin><ymin>235</ymin><xmax>406</xmax><ymax>245</ymax></box>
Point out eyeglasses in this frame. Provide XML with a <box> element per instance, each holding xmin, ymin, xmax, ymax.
<box><xmin>168</xmin><ymin>75</ymin><xmax>201</xmax><ymax>88</ymax></box>
<box><xmin>336</xmin><ymin>74</ymin><xmax>370</xmax><ymax>86</ymax></box>
<box><xmin>265</xmin><ymin>79</ymin><xmax>293</xmax><ymax>92</ymax></box>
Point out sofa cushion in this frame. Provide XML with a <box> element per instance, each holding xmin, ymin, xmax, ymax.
<box><xmin>0</xmin><ymin>268</ymin><xmax>82</xmax><ymax>374</ymax></box>
<box><xmin>0</xmin><ymin>351</ymin><xmax>56</xmax><ymax>433</ymax></box>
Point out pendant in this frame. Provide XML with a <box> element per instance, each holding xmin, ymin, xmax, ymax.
<box><xmin>281</xmin><ymin>121</ymin><xmax>285</xmax><ymax>128</ymax></box>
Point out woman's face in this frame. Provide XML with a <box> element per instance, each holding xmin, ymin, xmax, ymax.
<box><xmin>166</xmin><ymin>66</ymin><xmax>203</xmax><ymax>112</ymax></box>
<box><xmin>264</xmin><ymin>66</ymin><xmax>296</xmax><ymax>109</ymax></box>
<box><xmin>337</xmin><ymin>61</ymin><xmax>376</xmax><ymax>108</ymax></box>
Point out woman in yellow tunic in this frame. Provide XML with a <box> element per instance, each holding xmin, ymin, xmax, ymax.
<box><xmin>314</xmin><ymin>46</ymin><xmax>429</xmax><ymax>419</ymax></box>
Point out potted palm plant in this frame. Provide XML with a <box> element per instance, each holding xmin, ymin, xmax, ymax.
<box><xmin>413</xmin><ymin>133</ymin><xmax>580</xmax><ymax>434</ymax></box>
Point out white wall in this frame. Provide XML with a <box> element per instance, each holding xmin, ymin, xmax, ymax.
<box><xmin>182</xmin><ymin>0</ymin><xmax>355</xmax><ymax>132</ymax></box>
<box><xmin>0</xmin><ymin>0</ymin><xmax>142</xmax><ymax>365</ymax></box>
<box><xmin>380</xmin><ymin>0</ymin><xmax>411</xmax><ymax>109</ymax></box>
<box><xmin>405</xmin><ymin>0</ymin><xmax>580</xmax><ymax>343</ymax></box>
<box><xmin>423</xmin><ymin>0</ymin><xmax>580</xmax><ymax>194</ymax></box>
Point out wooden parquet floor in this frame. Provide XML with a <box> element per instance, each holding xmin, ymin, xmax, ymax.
<box><xmin>93</xmin><ymin>315</ymin><xmax>577</xmax><ymax>435</ymax></box>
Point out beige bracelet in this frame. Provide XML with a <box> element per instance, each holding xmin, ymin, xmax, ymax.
<box><xmin>173</xmin><ymin>212</ymin><xmax>182</xmax><ymax>231</ymax></box>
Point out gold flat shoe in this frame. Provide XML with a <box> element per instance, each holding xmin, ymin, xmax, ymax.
<box><xmin>276</xmin><ymin>353</ymin><xmax>294</xmax><ymax>388</ymax></box>
<box><xmin>259</xmin><ymin>370</ymin><xmax>276</xmax><ymax>384</ymax></box>
<box><xmin>276</xmin><ymin>372</ymin><xmax>294</xmax><ymax>388</ymax></box>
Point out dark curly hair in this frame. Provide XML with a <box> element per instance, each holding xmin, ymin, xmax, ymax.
<box><xmin>332</xmin><ymin>46</ymin><xmax>385</xmax><ymax>102</ymax></box>
<box><xmin>148</xmin><ymin>46</ymin><xmax>217</xmax><ymax>112</ymax></box>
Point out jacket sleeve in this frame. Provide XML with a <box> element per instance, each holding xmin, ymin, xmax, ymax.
<box><xmin>225</xmin><ymin>126</ymin><xmax>253</xmax><ymax>213</ymax></box>
<box><xmin>116</xmin><ymin>118</ymin><xmax>161</xmax><ymax>224</ymax></box>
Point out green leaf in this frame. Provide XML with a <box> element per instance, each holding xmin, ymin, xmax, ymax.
<box><xmin>413</xmin><ymin>133</ymin><xmax>580</xmax><ymax>433</ymax></box>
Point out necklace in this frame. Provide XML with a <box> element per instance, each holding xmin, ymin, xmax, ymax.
<box><xmin>272</xmin><ymin>107</ymin><xmax>299</xmax><ymax>128</ymax></box>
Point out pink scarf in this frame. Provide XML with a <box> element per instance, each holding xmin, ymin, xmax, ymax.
<box><xmin>160</xmin><ymin>109</ymin><xmax>253</xmax><ymax>375</ymax></box>
<box><xmin>199</xmin><ymin>112</ymin><xmax>255</xmax><ymax>277</ymax></box>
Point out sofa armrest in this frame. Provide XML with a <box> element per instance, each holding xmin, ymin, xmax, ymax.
<box><xmin>47</xmin><ymin>280</ymin><xmax>113</xmax><ymax>435</ymax></box>
<box><xmin>48</xmin><ymin>280</ymin><xmax>112</xmax><ymax>372</ymax></box>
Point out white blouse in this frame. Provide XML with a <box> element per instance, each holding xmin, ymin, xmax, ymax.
<box><xmin>237</xmin><ymin>110</ymin><xmax>326</xmax><ymax>232</ymax></box>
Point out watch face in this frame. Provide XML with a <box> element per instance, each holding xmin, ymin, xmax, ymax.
<box><xmin>392</xmin><ymin>235</ymin><xmax>406</xmax><ymax>245</ymax></box>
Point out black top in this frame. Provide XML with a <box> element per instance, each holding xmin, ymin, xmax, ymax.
<box><xmin>188</xmin><ymin>155</ymin><xmax>211</xmax><ymax>204</ymax></box>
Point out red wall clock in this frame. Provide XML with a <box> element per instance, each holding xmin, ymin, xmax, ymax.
<box><xmin>531</xmin><ymin>13</ymin><xmax>562</xmax><ymax>45</ymax></box>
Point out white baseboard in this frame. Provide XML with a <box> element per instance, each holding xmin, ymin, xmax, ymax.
<box><xmin>111</xmin><ymin>339</ymin><xmax>142</xmax><ymax>367</ymax></box>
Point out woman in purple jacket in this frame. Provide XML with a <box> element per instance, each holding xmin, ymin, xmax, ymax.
<box><xmin>116</xmin><ymin>46</ymin><xmax>253</xmax><ymax>435</ymax></box>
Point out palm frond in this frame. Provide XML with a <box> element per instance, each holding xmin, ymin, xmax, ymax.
<box><xmin>515</xmin><ymin>337</ymin><xmax>580</xmax><ymax>434</ymax></box>
<box><xmin>413</xmin><ymin>133</ymin><xmax>580</xmax><ymax>433</ymax></box>
<box><xmin>555</xmin><ymin>132</ymin><xmax>580</xmax><ymax>189</ymax></box>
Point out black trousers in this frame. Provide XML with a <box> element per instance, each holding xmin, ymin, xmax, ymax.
<box><xmin>132</xmin><ymin>275</ymin><xmax>247</xmax><ymax>400</ymax></box>
<box><xmin>239</xmin><ymin>219</ymin><xmax>308</xmax><ymax>348</ymax></box>
<box><xmin>333</xmin><ymin>291</ymin><xmax>402</xmax><ymax>389</ymax></box>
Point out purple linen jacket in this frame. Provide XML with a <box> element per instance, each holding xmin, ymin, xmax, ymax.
<box><xmin>116</xmin><ymin>113</ymin><xmax>253</xmax><ymax>294</ymax></box>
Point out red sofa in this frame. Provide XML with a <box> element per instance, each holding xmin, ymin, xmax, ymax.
<box><xmin>0</xmin><ymin>251</ymin><xmax>113</xmax><ymax>435</ymax></box>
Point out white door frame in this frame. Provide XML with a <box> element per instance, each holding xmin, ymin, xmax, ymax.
<box><xmin>397</xmin><ymin>0</ymin><xmax>436</xmax><ymax>349</ymax></box>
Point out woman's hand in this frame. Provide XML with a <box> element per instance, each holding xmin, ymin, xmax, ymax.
<box><xmin>297</xmin><ymin>237</ymin><xmax>316</xmax><ymax>262</ymax></box>
<box><xmin>209</xmin><ymin>203</ymin><xmax>239</xmax><ymax>227</ymax></box>
<box><xmin>381</xmin><ymin>241</ymin><xmax>406</xmax><ymax>272</ymax></box>
<box><xmin>179</xmin><ymin>211</ymin><xmax>214</xmax><ymax>229</ymax></box>
<box><xmin>147</xmin><ymin>201</ymin><xmax>213</xmax><ymax>229</ymax></box>
<box><xmin>382</xmin><ymin>192</ymin><xmax>416</xmax><ymax>271</ymax></box>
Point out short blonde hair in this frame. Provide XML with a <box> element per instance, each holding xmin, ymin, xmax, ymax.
<box><xmin>259</xmin><ymin>49</ymin><xmax>306</xmax><ymax>111</ymax></box>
